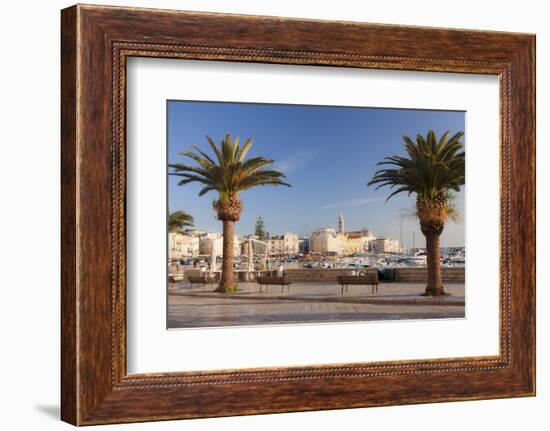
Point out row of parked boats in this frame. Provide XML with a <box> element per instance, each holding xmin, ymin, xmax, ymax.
<box><xmin>171</xmin><ymin>249</ymin><xmax>465</xmax><ymax>272</ymax></box>
<box><xmin>302</xmin><ymin>250</ymin><xmax>465</xmax><ymax>269</ymax></box>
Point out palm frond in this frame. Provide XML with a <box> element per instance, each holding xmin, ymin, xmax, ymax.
<box><xmin>368</xmin><ymin>129</ymin><xmax>465</xmax><ymax>203</ymax></box>
<box><xmin>168</xmin><ymin>210</ymin><xmax>194</xmax><ymax>233</ymax></box>
<box><xmin>169</xmin><ymin>134</ymin><xmax>292</xmax><ymax>199</ymax></box>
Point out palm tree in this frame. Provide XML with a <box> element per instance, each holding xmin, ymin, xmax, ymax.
<box><xmin>368</xmin><ymin>130</ymin><xmax>465</xmax><ymax>296</ymax></box>
<box><xmin>169</xmin><ymin>134</ymin><xmax>291</xmax><ymax>292</ymax></box>
<box><xmin>168</xmin><ymin>210</ymin><xmax>194</xmax><ymax>234</ymax></box>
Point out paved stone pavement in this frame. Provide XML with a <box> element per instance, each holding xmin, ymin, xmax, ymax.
<box><xmin>168</xmin><ymin>281</ymin><xmax>465</xmax><ymax>328</ymax></box>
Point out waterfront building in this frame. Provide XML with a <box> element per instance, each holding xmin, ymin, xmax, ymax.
<box><xmin>309</xmin><ymin>227</ymin><xmax>343</xmax><ymax>255</ymax></box>
<box><xmin>199</xmin><ymin>233</ymin><xmax>221</xmax><ymax>256</ymax></box>
<box><xmin>240</xmin><ymin>234</ymin><xmax>266</xmax><ymax>256</ymax></box>
<box><xmin>298</xmin><ymin>237</ymin><xmax>310</xmax><ymax>254</ymax></box>
<box><xmin>369</xmin><ymin>237</ymin><xmax>402</xmax><ymax>253</ymax></box>
<box><xmin>241</xmin><ymin>233</ymin><xmax>299</xmax><ymax>256</ymax></box>
<box><xmin>199</xmin><ymin>232</ymin><xmax>241</xmax><ymax>257</ymax></box>
<box><xmin>267</xmin><ymin>233</ymin><xmax>299</xmax><ymax>256</ymax></box>
<box><xmin>168</xmin><ymin>232</ymin><xmax>199</xmax><ymax>260</ymax></box>
<box><xmin>310</xmin><ymin>213</ymin><xmax>376</xmax><ymax>256</ymax></box>
<box><xmin>342</xmin><ymin>228</ymin><xmax>375</xmax><ymax>255</ymax></box>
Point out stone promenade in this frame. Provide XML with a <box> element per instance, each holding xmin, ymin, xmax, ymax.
<box><xmin>168</xmin><ymin>281</ymin><xmax>465</xmax><ymax>329</ymax></box>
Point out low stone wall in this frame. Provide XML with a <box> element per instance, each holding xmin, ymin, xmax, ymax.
<box><xmin>177</xmin><ymin>268</ymin><xmax>369</xmax><ymax>283</ymax></box>
<box><xmin>173</xmin><ymin>267</ymin><xmax>465</xmax><ymax>283</ymax></box>
<box><xmin>392</xmin><ymin>267</ymin><xmax>464</xmax><ymax>283</ymax></box>
<box><xmin>281</xmin><ymin>268</ymin><xmax>463</xmax><ymax>282</ymax></box>
<box><xmin>179</xmin><ymin>269</ymin><xmax>272</xmax><ymax>282</ymax></box>
<box><xmin>282</xmin><ymin>268</ymin><xmax>377</xmax><ymax>282</ymax></box>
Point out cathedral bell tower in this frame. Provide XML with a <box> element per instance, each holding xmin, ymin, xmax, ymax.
<box><xmin>338</xmin><ymin>212</ymin><xmax>345</xmax><ymax>234</ymax></box>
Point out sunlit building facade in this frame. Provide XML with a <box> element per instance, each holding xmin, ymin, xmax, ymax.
<box><xmin>369</xmin><ymin>237</ymin><xmax>402</xmax><ymax>253</ymax></box>
<box><xmin>310</xmin><ymin>214</ymin><xmax>376</xmax><ymax>256</ymax></box>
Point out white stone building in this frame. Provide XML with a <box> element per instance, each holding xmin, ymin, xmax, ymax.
<box><xmin>199</xmin><ymin>232</ymin><xmax>241</xmax><ymax>257</ymax></box>
<box><xmin>267</xmin><ymin>233</ymin><xmax>299</xmax><ymax>256</ymax></box>
<box><xmin>310</xmin><ymin>214</ymin><xmax>376</xmax><ymax>256</ymax></box>
<box><xmin>309</xmin><ymin>227</ymin><xmax>343</xmax><ymax>255</ymax></box>
<box><xmin>369</xmin><ymin>237</ymin><xmax>402</xmax><ymax>254</ymax></box>
<box><xmin>240</xmin><ymin>233</ymin><xmax>299</xmax><ymax>256</ymax></box>
<box><xmin>168</xmin><ymin>232</ymin><xmax>199</xmax><ymax>261</ymax></box>
<box><xmin>342</xmin><ymin>229</ymin><xmax>375</xmax><ymax>255</ymax></box>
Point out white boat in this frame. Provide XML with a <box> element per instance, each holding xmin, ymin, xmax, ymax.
<box><xmin>396</xmin><ymin>255</ymin><xmax>427</xmax><ymax>267</ymax></box>
<box><xmin>449</xmin><ymin>256</ymin><xmax>466</xmax><ymax>265</ymax></box>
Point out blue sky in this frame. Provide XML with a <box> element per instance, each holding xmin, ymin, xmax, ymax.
<box><xmin>168</xmin><ymin>101</ymin><xmax>465</xmax><ymax>248</ymax></box>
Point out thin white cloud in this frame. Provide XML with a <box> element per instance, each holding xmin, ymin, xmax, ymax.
<box><xmin>276</xmin><ymin>149</ymin><xmax>319</xmax><ymax>173</ymax></box>
<box><xmin>323</xmin><ymin>196</ymin><xmax>385</xmax><ymax>209</ymax></box>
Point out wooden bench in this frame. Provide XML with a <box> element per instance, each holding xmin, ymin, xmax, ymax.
<box><xmin>187</xmin><ymin>275</ymin><xmax>214</xmax><ymax>288</ymax></box>
<box><xmin>337</xmin><ymin>274</ymin><xmax>379</xmax><ymax>295</ymax></box>
<box><xmin>256</xmin><ymin>276</ymin><xmax>292</xmax><ymax>293</ymax></box>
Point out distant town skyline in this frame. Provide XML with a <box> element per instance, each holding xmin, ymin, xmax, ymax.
<box><xmin>168</xmin><ymin>100</ymin><xmax>466</xmax><ymax>248</ymax></box>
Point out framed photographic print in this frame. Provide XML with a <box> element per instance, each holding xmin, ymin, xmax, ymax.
<box><xmin>61</xmin><ymin>4</ymin><xmax>535</xmax><ymax>425</ymax></box>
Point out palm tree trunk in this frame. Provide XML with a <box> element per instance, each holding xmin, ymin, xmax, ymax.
<box><xmin>217</xmin><ymin>220</ymin><xmax>237</xmax><ymax>292</ymax></box>
<box><xmin>424</xmin><ymin>232</ymin><xmax>445</xmax><ymax>296</ymax></box>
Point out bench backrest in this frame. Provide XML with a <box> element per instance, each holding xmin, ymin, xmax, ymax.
<box><xmin>256</xmin><ymin>276</ymin><xmax>288</xmax><ymax>284</ymax></box>
<box><xmin>188</xmin><ymin>275</ymin><xmax>207</xmax><ymax>282</ymax></box>
<box><xmin>337</xmin><ymin>274</ymin><xmax>378</xmax><ymax>284</ymax></box>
